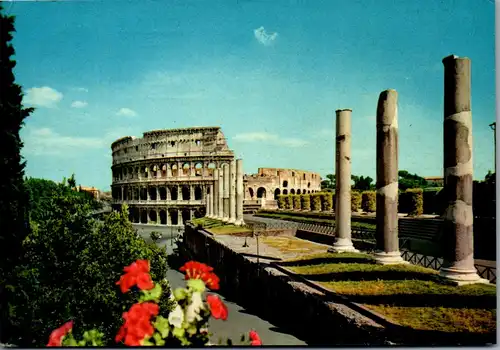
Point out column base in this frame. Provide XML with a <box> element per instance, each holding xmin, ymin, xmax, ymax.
<box><xmin>221</xmin><ymin>217</ymin><xmax>229</xmax><ymax>223</ymax></box>
<box><xmin>439</xmin><ymin>267</ymin><xmax>490</xmax><ymax>286</ymax></box>
<box><xmin>228</xmin><ymin>217</ymin><xmax>236</xmax><ymax>224</ymax></box>
<box><xmin>373</xmin><ymin>251</ymin><xmax>408</xmax><ymax>265</ymax></box>
<box><xmin>234</xmin><ymin>219</ymin><xmax>245</xmax><ymax>226</ymax></box>
<box><xmin>328</xmin><ymin>238</ymin><xmax>359</xmax><ymax>253</ymax></box>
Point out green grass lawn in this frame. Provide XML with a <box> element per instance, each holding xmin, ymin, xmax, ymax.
<box><xmin>281</xmin><ymin>252</ymin><xmax>496</xmax><ymax>334</ymax></box>
<box><xmin>254</xmin><ymin>212</ymin><xmax>376</xmax><ymax>230</ymax></box>
<box><xmin>191</xmin><ymin>217</ymin><xmax>252</xmax><ymax>235</ymax></box>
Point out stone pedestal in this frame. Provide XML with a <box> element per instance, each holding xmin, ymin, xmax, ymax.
<box><xmin>228</xmin><ymin>160</ymin><xmax>236</xmax><ymax>224</ymax></box>
<box><xmin>330</xmin><ymin>109</ymin><xmax>358</xmax><ymax>253</ymax></box>
<box><xmin>374</xmin><ymin>90</ymin><xmax>406</xmax><ymax>265</ymax></box>
<box><xmin>439</xmin><ymin>55</ymin><xmax>488</xmax><ymax>285</ymax></box>
<box><xmin>234</xmin><ymin>159</ymin><xmax>245</xmax><ymax>226</ymax></box>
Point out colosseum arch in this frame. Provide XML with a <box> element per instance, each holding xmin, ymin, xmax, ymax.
<box><xmin>161</xmin><ymin>164</ymin><xmax>167</xmax><ymax>178</ymax></box>
<box><xmin>140</xmin><ymin>188</ymin><xmax>147</xmax><ymax>201</ymax></box>
<box><xmin>170</xmin><ymin>186</ymin><xmax>178</xmax><ymax>200</ymax></box>
<box><xmin>274</xmin><ymin>188</ymin><xmax>281</xmax><ymax>200</ymax></box>
<box><xmin>207</xmin><ymin>162</ymin><xmax>216</xmax><ymax>176</ymax></box>
<box><xmin>257</xmin><ymin>187</ymin><xmax>266</xmax><ymax>199</ymax></box>
<box><xmin>148</xmin><ymin>187</ymin><xmax>157</xmax><ymax>201</ymax></box>
<box><xmin>149</xmin><ymin>210</ymin><xmax>157</xmax><ymax>223</ymax></box>
<box><xmin>195</xmin><ymin>163</ymin><xmax>203</xmax><ymax>176</ymax></box>
<box><xmin>182</xmin><ymin>163</ymin><xmax>190</xmax><ymax>176</ymax></box>
<box><xmin>172</xmin><ymin>164</ymin><xmax>178</xmax><ymax>177</ymax></box>
<box><xmin>283</xmin><ymin>189</ymin><xmax>288</xmax><ymax>195</ymax></box>
<box><xmin>150</xmin><ymin>165</ymin><xmax>157</xmax><ymax>178</ymax></box>
<box><xmin>169</xmin><ymin>209</ymin><xmax>178</xmax><ymax>225</ymax></box>
<box><xmin>140</xmin><ymin>209</ymin><xmax>148</xmax><ymax>223</ymax></box>
<box><xmin>290</xmin><ymin>189</ymin><xmax>295</xmax><ymax>194</ymax></box>
<box><xmin>182</xmin><ymin>209</ymin><xmax>191</xmax><ymax>223</ymax></box>
<box><xmin>159</xmin><ymin>210</ymin><xmax>167</xmax><ymax>225</ymax></box>
<box><xmin>194</xmin><ymin>186</ymin><xmax>202</xmax><ymax>200</ymax></box>
<box><xmin>182</xmin><ymin>185</ymin><xmax>190</xmax><ymax>200</ymax></box>
<box><xmin>194</xmin><ymin>208</ymin><xmax>204</xmax><ymax>219</ymax></box>
<box><xmin>159</xmin><ymin>187</ymin><xmax>167</xmax><ymax>200</ymax></box>
<box><xmin>297</xmin><ymin>189</ymin><xmax>301</xmax><ymax>194</ymax></box>
<box><xmin>283</xmin><ymin>180</ymin><xmax>288</xmax><ymax>187</ymax></box>
<box><xmin>143</xmin><ymin>166</ymin><xmax>148</xmax><ymax>178</ymax></box>
<box><xmin>248</xmin><ymin>188</ymin><xmax>254</xmax><ymax>199</ymax></box>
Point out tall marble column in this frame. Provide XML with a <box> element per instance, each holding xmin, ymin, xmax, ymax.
<box><xmin>373</xmin><ymin>90</ymin><xmax>406</xmax><ymax>265</ymax></box>
<box><xmin>234</xmin><ymin>159</ymin><xmax>245</xmax><ymax>226</ymax></box>
<box><xmin>206</xmin><ymin>193</ymin><xmax>211</xmax><ymax>217</ymax></box>
<box><xmin>218</xmin><ymin>167</ymin><xmax>224</xmax><ymax>219</ymax></box>
<box><xmin>212</xmin><ymin>170</ymin><xmax>219</xmax><ymax>219</ymax></box>
<box><xmin>439</xmin><ymin>55</ymin><xmax>487</xmax><ymax>285</ymax></box>
<box><xmin>222</xmin><ymin>164</ymin><xmax>230</xmax><ymax>222</ymax></box>
<box><xmin>228</xmin><ymin>160</ymin><xmax>236</xmax><ymax>224</ymax></box>
<box><xmin>178</xmin><ymin>209</ymin><xmax>183</xmax><ymax>226</ymax></box>
<box><xmin>330</xmin><ymin>109</ymin><xmax>358</xmax><ymax>253</ymax></box>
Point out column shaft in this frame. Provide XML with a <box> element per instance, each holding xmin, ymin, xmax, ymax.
<box><xmin>218</xmin><ymin>167</ymin><xmax>224</xmax><ymax>219</ymax></box>
<box><xmin>331</xmin><ymin>109</ymin><xmax>357</xmax><ymax>253</ymax></box>
<box><xmin>213</xmin><ymin>170</ymin><xmax>219</xmax><ymax>219</ymax></box>
<box><xmin>374</xmin><ymin>90</ymin><xmax>405</xmax><ymax>264</ymax></box>
<box><xmin>228</xmin><ymin>160</ymin><xmax>236</xmax><ymax>223</ymax></box>
<box><xmin>235</xmin><ymin>159</ymin><xmax>245</xmax><ymax>226</ymax></box>
<box><xmin>439</xmin><ymin>55</ymin><xmax>485</xmax><ymax>284</ymax></box>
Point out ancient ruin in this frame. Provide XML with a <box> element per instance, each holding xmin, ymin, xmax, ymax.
<box><xmin>329</xmin><ymin>109</ymin><xmax>358</xmax><ymax>253</ymax></box>
<box><xmin>110</xmin><ymin>127</ymin><xmax>234</xmax><ymax>226</ymax></box>
<box><xmin>373</xmin><ymin>90</ymin><xmax>407</xmax><ymax>265</ymax></box>
<box><xmin>439</xmin><ymin>55</ymin><xmax>488</xmax><ymax>285</ymax></box>
<box><xmin>244</xmin><ymin>168</ymin><xmax>322</xmax><ymax>209</ymax></box>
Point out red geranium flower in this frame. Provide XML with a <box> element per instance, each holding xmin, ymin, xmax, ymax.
<box><xmin>115</xmin><ymin>302</ymin><xmax>159</xmax><ymax>346</ymax></box>
<box><xmin>180</xmin><ymin>261</ymin><xmax>220</xmax><ymax>290</ymax></box>
<box><xmin>206</xmin><ymin>294</ymin><xmax>228</xmax><ymax>320</ymax></box>
<box><xmin>116</xmin><ymin>259</ymin><xmax>154</xmax><ymax>293</ymax></box>
<box><xmin>47</xmin><ymin>321</ymin><xmax>73</xmax><ymax>347</ymax></box>
<box><xmin>249</xmin><ymin>330</ymin><xmax>262</xmax><ymax>346</ymax></box>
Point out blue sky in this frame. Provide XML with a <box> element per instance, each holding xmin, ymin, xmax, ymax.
<box><xmin>6</xmin><ymin>0</ymin><xmax>496</xmax><ymax>191</ymax></box>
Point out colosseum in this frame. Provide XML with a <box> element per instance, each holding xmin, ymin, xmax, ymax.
<box><xmin>110</xmin><ymin>127</ymin><xmax>234</xmax><ymax>226</ymax></box>
<box><xmin>244</xmin><ymin>168</ymin><xmax>322</xmax><ymax>207</ymax></box>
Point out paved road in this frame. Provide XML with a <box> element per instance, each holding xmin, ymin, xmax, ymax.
<box><xmin>134</xmin><ymin>225</ymin><xmax>307</xmax><ymax>346</ymax></box>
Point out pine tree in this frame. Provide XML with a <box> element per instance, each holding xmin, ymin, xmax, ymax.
<box><xmin>0</xmin><ymin>4</ymin><xmax>33</xmax><ymax>343</ymax></box>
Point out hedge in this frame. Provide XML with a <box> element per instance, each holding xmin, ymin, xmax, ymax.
<box><xmin>284</xmin><ymin>194</ymin><xmax>293</xmax><ymax>210</ymax></box>
<box><xmin>351</xmin><ymin>191</ymin><xmax>362</xmax><ymax>212</ymax></box>
<box><xmin>361</xmin><ymin>191</ymin><xmax>376</xmax><ymax>212</ymax></box>
<box><xmin>320</xmin><ymin>192</ymin><xmax>333</xmax><ymax>212</ymax></box>
<box><xmin>301</xmin><ymin>194</ymin><xmax>311</xmax><ymax>211</ymax></box>
<box><xmin>406</xmin><ymin>188</ymin><xmax>423</xmax><ymax>216</ymax></box>
<box><xmin>293</xmin><ymin>194</ymin><xmax>301</xmax><ymax>210</ymax></box>
<box><xmin>310</xmin><ymin>193</ymin><xmax>322</xmax><ymax>211</ymax></box>
<box><xmin>277</xmin><ymin>195</ymin><xmax>286</xmax><ymax>209</ymax></box>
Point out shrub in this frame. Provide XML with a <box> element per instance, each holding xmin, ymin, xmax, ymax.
<box><xmin>320</xmin><ymin>192</ymin><xmax>333</xmax><ymax>212</ymax></box>
<box><xmin>300</xmin><ymin>194</ymin><xmax>311</xmax><ymax>211</ymax></box>
<box><xmin>406</xmin><ymin>188</ymin><xmax>423</xmax><ymax>216</ymax></box>
<box><xmin>361</xmin><ymin>191</ymin><xmax>376</xmax><ymax>212</ymax></box>
<box><xmin>8</xmin><ymin>179</ymin><xmax>174</xmax><ymax>347</ymax></box>
<box><xmin>284</xmin><ymin>195</ymin><xmax>293</xmax><ymax>210</ymax></box>
<box><xmin>351</xmin><ymin>191</ymin><xmax>362</xmax><ymax>212</ymax></box>
<box><xmin>150</xmin><ymin>231</ymin><xmax>162</xmax><ymax>242</ymax></box>
<box><xmin>310</xmin><ymin>193</ymin><xmax>322</xmax><ymax>211</ymax></box>
<box><xmin>422</xmin><ymin>188</ymin><xmax>442</xmax><ymax>215</ymax></box>
<box><xmin>277</xmin><ymin>195</ymin><xmax>286</xmax><ymax>209</ymax></box>
<box><xmin>292</xmin><ymin>195</ymin><xmax>301</xmax><ymax>210</ymax></box>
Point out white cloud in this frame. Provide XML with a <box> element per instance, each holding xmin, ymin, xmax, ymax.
<box><xmin>24</xmin><ymin>127</ymin><xmax>105</xmax><ymax>156</ymax></box>
<box><xmin>23</xmin><ymin>86</ymin><xmax>63</xmax><ymax>108</ymax></box>
<box><xmin>254</xmin><ymin>26</ymin><xmax>278</xmax><ymax>46</ymax></box>
<box><xmin>116</xmin><ymin>107</ymin><xmax>137</xmax><ymax>117</ymax></box>
<box><xmin>233</xmin><ymin>131</ymin><xmax>307</xmax><ymax>148</ymax></box>
<box><xmin>71</xmin><ymin>100</ymin><xmax>88</xmax><ymax>108</ymax></box>
<box><xmin>72</xmin><ymin>87</ymin><xmax>89</xmax><ymax>92</ymax></box>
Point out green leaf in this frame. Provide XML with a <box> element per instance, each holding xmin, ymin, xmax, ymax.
<box><xmin>153</xmin><ymin>316</ymin><xmax>170</xmax><ymax>338</ymax></box>
<box><xmin>187</xmin><ymin>279</ymin><xmax>206</xmax><ymax>293</ymax></box>
<box><xmin>139</xmin><ymin>283</ymin><xmax>163</xmax><ymax>302</ymax></box>
<box><xmin>173</xmin><ymin>287</ymin><xmax>188</xmax><ymax>301</ymax></box>
<box><xmin>153</xmin><ymin>332</ymin><xmax>165</xmax><ymax>346</ymax></box>
<box><xmin>172</xmin><ymin>326</ymin><xmax>185</xmax><ymax>339</ymax></box>
<box><xmin>186</xmin><ymin>325</ymin><xmax>197</xmax><ymax>335</ymax></box>
<box><xmin>77</xmin><ymin>340</ymin><xmax>86</xmax><ymax>346</ymax></box>
<box><xmin>141</xmin><ymin>337</ymin><xmax>155</xmax><ymax>346</ymax></box>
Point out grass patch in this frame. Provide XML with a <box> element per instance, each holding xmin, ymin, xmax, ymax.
<box><xmin>280</xmin><ymin>252</ymin><xmax>496</xmax><ymax>334</ymax></box>
<box><xmin>255</xmin><ymin>212</ymin><xmax>376</xmax><ymax>230</ymax></box>
<box><xmin>261</xmin><ymin>236</ymin><xmax>326</xmax><ymax>253</ymax></box>
<box><xmin>191</xmin><ymin>217</ymin><xmax>252</xmax><ymax>235</ymax></box>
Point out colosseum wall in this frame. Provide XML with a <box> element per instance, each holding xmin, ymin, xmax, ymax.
<box><xmin>110</xmin><ymin>127</ymin><xmax>234</xmax><ymax>226</ymax></box>
<box><xmin>244</xmin><ymin>168</ymin><xmax>322</xmax><ymax>201</ymax></box>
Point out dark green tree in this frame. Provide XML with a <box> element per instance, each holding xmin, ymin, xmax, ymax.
<box><xmin>351</xmin><ymin>175</ymin><xmax>374</xmax><ymax>191</ymax></box>
<box><xmin>320</xmin><ymin>174</ymin><xmax>335</xmax><ymax>191</ymax></box>
<box><xmin>398</xmin><ymin>170</ymin><xmax>428</xmax><ymax>190</ymax></box>
<box><xmin>0</xmin><ymin>4</ymin><xmax>34</xmax><ymax>343</ymax></box>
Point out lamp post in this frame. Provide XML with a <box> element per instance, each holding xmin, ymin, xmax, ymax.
<box><xmin>489</xmin><ymin>122</ymin><xmax>496</xmax><ymax>173</ymax></box>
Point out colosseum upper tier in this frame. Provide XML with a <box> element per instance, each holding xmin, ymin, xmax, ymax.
<box><xmin>244</xmin><ymin>168</ymin><xmax>322</xmax><ymax>201</ymax></box>
<box><xmin>111</xmin><ymin>127</ymin><xmax>234</xmax><ymax>226</ymax></box>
